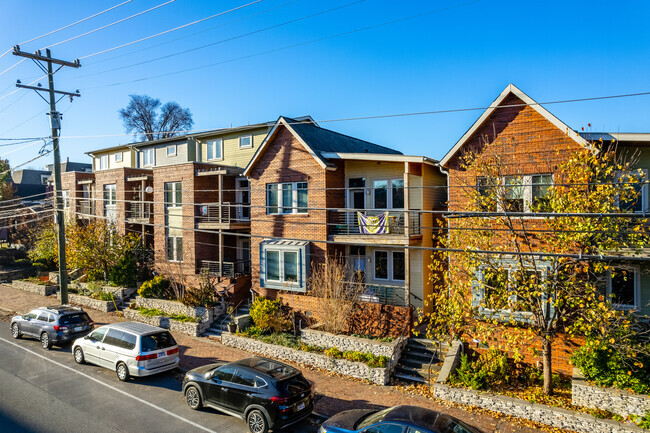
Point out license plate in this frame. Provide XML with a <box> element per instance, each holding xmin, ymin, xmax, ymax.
<box><xmin>157</xmin><ymin>352</ymin><xmax>167</xmax><ymax>358</ymax></box>
<box><xmin>74</xmin><ymin>326</ymin><xmax>82</xmax><ymax>332</ymax></box>
<box><xmin>297</xmin><ymin>402</ymin><xmax>305</xmax><ymax>411</ymax></box>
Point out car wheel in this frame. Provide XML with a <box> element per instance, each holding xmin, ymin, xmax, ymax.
<box><xmin>116</xmin><ymin>362</ymin><xmax>130</xmax><ymax>381</ymax></box>
<box><xmin>40</xmin><ymin>332</ymin><xmax>52</xmax><ymax>350</ymax></box>
<box><xmin>185</xmin><ymin>386</ymin><xmax>202</xmax><ymax>410</ymax></box>
<box><xmin>73</xmin><ymin>347</ymin><xmax>85</xmax><ymax>364</ymax></box>
<box><xmin>11</xmin><ymin>323</ymin><xmax>21</xmax><ymax>339</ymax></box>
<box><xmin>247</xmin><ymin>409</ymin><xmax>269</xmax><ymax>433</ymax></box>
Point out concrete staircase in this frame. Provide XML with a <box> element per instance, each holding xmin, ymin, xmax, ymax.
<box><xmin>204</xmin><ymin>301</ymin><xmax>250</xmax><ymax>340</ymax></box>
<box><xmin>392</xmin><ymin>338</ymin><xmax>449</xmax><ymax>384</ymax></box>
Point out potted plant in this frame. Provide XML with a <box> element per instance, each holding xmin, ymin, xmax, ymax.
<box><xmin>226</xmin><ymin>306</ymin><xmax>237</xmax><ymax>333</ymax></box>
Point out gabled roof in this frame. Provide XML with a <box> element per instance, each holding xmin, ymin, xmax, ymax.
<box><xmin>439</xmin><ymin>84</ymin><xmax>590</xmax><ymax>167</ymax></box>
<box><xmin>244</xmin><ymin>117</ymin><xmax>402</xmax><ymax>175</ymax></box>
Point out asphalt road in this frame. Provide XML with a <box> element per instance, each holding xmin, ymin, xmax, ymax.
<box><xmin>0</xmin><ymin>316</ymin><xmax>320</xmax><ymax>433</ymax></box>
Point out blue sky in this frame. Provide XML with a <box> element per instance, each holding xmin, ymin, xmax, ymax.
<box><xmin>0</xmin><ymin>0</ymin><xmax>648</xmax><ymax>169</ymax></box>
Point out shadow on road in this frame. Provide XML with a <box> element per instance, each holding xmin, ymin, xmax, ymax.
<box><xmin>0</xmin><ymin>410</ymin><xmax>41</xmax><ymax>433</ymax></box>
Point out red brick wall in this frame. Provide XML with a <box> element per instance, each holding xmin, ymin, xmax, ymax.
<box><xmin>443</xmin><ymin>93</ymin><xmax>589</xmax><ymax>374</ymax></box>
<box><xmin>61</xmin><ymin>171</ymin><xmax>94</xmax><ymax>222</ymax></box>
<box><xmin>248</xmin><ymin>125</ymin><xmax>345</xmax><ymax>299</ymax></box>
<box><xmin>94</xmin><ymin>168</ymin><xmax>152</xmax><ymax>234</ymax></box>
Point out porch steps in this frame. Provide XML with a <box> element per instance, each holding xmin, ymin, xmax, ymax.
<box><xmin>392</xmin><ymin>338</ymin><xmax>448</xmax><ymax>384</ymax></box>
<box><xmin>203</xmin><ymin>300</ymin><xmax>251</xmax><ymax>340</ymax></box>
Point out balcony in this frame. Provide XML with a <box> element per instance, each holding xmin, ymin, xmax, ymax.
<box><xmin>329</xmin><ymin>210</ymin><xmax>421</xmax><ymax>243</ymax></box>
<box><xmin>333</xmin><ymin>281</ymin><xmax>408</xmax><ymax>307</ymax></box>
<box><xmin>76</xmin><ymin>199</ymin><xmax>94</xmax><ymax>218</ymax></box>
<box><xmin>126</xmin><ymin>202</ymin><xmax>153</xmax><ymax>223</ymax></box>
<box><xmin>200</xmin><ymin>260</ymin><xmax>251</xmax><ymax>278</ymax></box>
<box><xmin>196</xmin><ymin>202</ymin><xmax>250</xmax><ymax>230</ymax></box>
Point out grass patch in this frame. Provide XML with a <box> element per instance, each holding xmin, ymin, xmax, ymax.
<box><xmin>20</xmin><ymin>277</ymin><xmax>55</xmax><ymax>286</ymax></box>
<box><xmin>136</xmin><ymin>307</ymin><xmax>199</xmax><ymax>323</ymax></box>
<box><xmin>350</xmin><ymin>333</ymin><xmax>395</xmax><ymax>343</ymax></box>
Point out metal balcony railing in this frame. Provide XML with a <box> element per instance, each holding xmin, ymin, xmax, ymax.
<box><xmin>196</xmin><ymin>202</ymin><xmax>250</xmax><ymax>224</ymax></box>
<box><xmin>77</xmin><ymin>199</ymin><xmax>94</xmax><ymax>216</ymax></box>
<box><xmin>329</xmin><ymin>210</ymin><xmax>421</xmax><ymax>236</ymax></box>
<box><xmin>126</xmin><ymin>202</ymin><xmax>152</xmax><ymax>220</ymax></box>
<box><xmin>331</xmin><ymin>281</ymin><xmax>408</xmax><ymax>307</ymax></box>
<box><xmin>200</xmin><ymin>260</ymin><xmax>251</xmax><ymax>277</ymax></box>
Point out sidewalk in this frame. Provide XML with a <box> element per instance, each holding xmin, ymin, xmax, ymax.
<box><xmin>0</xmin><ymin>284</ymin><xmax>550</xmax><ymax>433</ymax></box>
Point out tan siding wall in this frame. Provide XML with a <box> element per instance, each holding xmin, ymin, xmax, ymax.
<box><xmin>152</xmin><ymin>142</ymin><xmax>188</xmax><ymax>166</ymax></box>
<box><xmin>409</xmin><ymin>249</ymin><xmax>424</xmax><ymax>308</ymax></box>
<box><xmin>197</xmin><ymin>128</ymin><xmax>270</xmax><ymax>168</ymax></box>
<box><xmin>344</xmin><ymin>161</ymin><xmax>406</xmax><ymax>208</ymax></box>
<box><xmin>93</xmin><ymin>149</ymin><xmax>134</xmax><ymax>171</ymax></box>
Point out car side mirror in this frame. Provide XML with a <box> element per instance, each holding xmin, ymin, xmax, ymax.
<box><xmin>23</xmin><ymin>316</ymin><xmax>30</xmax><ymax>320</ymax></box>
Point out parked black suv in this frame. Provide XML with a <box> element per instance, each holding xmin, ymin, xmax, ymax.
<box><xmin>10</xmin><ymin>306</ymin><xmax>94</xmax><ymax>349</ymax></box>
<box><xmin>182</xmin><ymin>356</ymin><xmax>313</xmax><ymax>433</ymax></box>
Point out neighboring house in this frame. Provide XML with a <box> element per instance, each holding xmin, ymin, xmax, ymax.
<box><xmin>244</xmin><ymin>117</ymin><xmax>446</xmax><ymax>319</ymax></box>
<box><xmin>439</xmin><ymin>84</ymin><xmax>650</xmax><ymax>373</ymax></box>
<box><xmin>11</xmin><ymin>169</ymin><xmax>50</xmax><ymax>199</ymax></box>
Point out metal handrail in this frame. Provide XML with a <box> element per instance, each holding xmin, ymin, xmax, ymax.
<box><xmin>427</xmin><ymin>341</ymin><xmax>442</xmax><ymax>387</ymax></box>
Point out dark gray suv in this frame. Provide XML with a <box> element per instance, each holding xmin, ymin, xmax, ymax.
<box><xmin>11</xmin><ymin>306</ymin><xmax>94</xmax><ymax>349</ymax></box>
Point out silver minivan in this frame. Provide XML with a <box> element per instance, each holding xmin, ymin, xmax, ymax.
<box><xmin>72</xmin><ymin>322</ymin><xmax>180</xmax><ymax>381</ymax></box>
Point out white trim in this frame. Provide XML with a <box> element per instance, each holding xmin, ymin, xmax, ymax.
<box><xmin>115</xmin><ymin>151</ymin><xmax>123</xmax><ymax>163</ymax></box>
<box><xmin>99</xmin><ymin>154</ymin><xmax>109</xmax><ymax>170</ymax></box>
<box><xmin>372</xmin><ymin>178</ymin><xmax>404</xmax><ymax>210</ymax></box>
<box><xmin>141</xmin><ymin>148</ymin><xmax>155</xmax><ymax>167</ymax></box>
<box><xmin>607</xmin><ymin>267</ymin><xmax>641</xmax><ymax>310</ymax></box>
<box><xmin>238</xmin><ymin>134</ymin><xmax>253</xmax><ymax>149</ymax></box>
<box><xmin>206</xmin><ymin>139</ymin><xmax>223</xmax><ymax>161</ymax></box>
<box><xmin>440</xmin><ymin>84</ymin><xmax>590</xmax><ymax>167</ymax></box>
<box><xmin>166</xmin><ymin>145</ymin><xmax>177</xmax><ymax>157</ymax></box>
<box><xmin>320</xmin><ymin>152</ymin><xmax>438</xmax><ymax>165</ymax></box>
<box><xmin>266</xmin><ymin>181</ymin><xmax>308</xmax><ymax>215</ymax></box>
<box><xmin>372</xmin><ymin>248</ymin><xmax>405</xmax><ymax>283</ymax></box>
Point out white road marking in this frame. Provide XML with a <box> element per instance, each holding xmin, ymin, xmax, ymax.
<box><xmin>0</xmin><ymin>336</ymin><xmax>217</xmax><ymax>433</ymax></box>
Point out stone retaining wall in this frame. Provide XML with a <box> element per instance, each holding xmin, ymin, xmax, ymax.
<box><xmin>221</xmin><ymin>333</ymin><xmax>391</xmax><ymax>385</ymax></box>
<box><xmin>433</xmin><ymin>384</ymin><xmax>646</xmax><ymax>433</ymax></box>
<box><xmin>12</xmin><ymin>280</ymin><xmax>58</xmax><ymax>296</ymax></box>
<box><xmin>301</xmin><ymin>326</ymin><xmax>407</xmax><ymax>360</ymax></box>
<box><xmin>122</xmin><ymin>308</ymin><xmax>212</xmax><ymax>337</ymax></box>
<box><xmin>75</xmin><ymin>283</ymin><xmax>137</xmax><ymax>302</ymax></box>
<box><xmin>572</xmin><ymin>368</ymin><xmax>650</xmax><ymax>417</ymax></box>
<box><xmin>135</xmin><ymin>296</ymin><xmax>220</xmax><ymax>320</ymax></box>
<box><xmin>58</xmin><ymin>293</ymin><xmax>115</xmax><ymax>312</ymax></box>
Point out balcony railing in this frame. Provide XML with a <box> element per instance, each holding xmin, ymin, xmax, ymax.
<box><xmin>200</xmin><ymin>260</ymin><xmax>251</xmax><ymax>278</ymax></box>
<box><xmin>329</xmin><ymin>210</ymin><xmax>421</xmax><ymax>236</ymax></box>
<box><xmin>126</xmin><ymin>202</ymin><xmax>153</xmax><ymax>220</ymax></box>
<box><xmin>333</xmin><ymin>281</ymin><xmax>407</xmax><ymax>306</ymax></box>
<box><xmin>76</xmin><ymin>199</ymin><xmax>94</xmax><ymax>216</ymax></box>
<box><xmin>196</xmin><ymin>202</ymin><xmax>250</xmax><ymax>225</ymax></box>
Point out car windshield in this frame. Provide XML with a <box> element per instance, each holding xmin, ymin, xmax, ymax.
<box><xmin>356</xmin><ymin>408</ymin><xmax>392</xmax><ymax>429</ymax></box>
<box><xmin>60</xmin><ymin>313</ymin><xmax>90</xmax><ymax>325</ymax></box>
<box><xmin>141</xmin><ymin>331</ymin><xmax>176</xmax><ymax>352</ymax></box>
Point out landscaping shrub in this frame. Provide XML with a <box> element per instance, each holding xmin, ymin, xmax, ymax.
<box><xmin>137</xmin><ymin>276</ymin><xmax>169</xmax><ymax>299</ymax></box>
<box><xmin>182</xmin><ymin>269</ymin><xmax>218</xmax><ymax>307</ymax></box>
<box><xmin>109</xmin><ymin>254</ymin><xmax>138</xmax><ymax>287</ymax></box>
<box><xmin>449</xmin><ymin>348</ymin><xmax>510</xmax><ymax>390</ymax></box>
<box><xmin>249</xmin><ymin>297</ymin><xmax>292</xmax><ymax>333</ymax></box>
<box><xmin>324</xmin><ymin>347</ymin><xmax>343</xmax><ymax>359</ymax></box>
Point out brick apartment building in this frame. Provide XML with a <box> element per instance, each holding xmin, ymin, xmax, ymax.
<box><xmin>439</xmin><ymin>84</ymin><xmax>650</xmax><ymax>373</ymax></box>
<box><xmin>244</xmin><ymin>117</ymin><xmax>447</xmax><ymax>313</ymax></box>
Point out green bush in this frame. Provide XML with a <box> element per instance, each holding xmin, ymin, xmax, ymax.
<box><xmin>249</xmin><ymin>297</ymin><xmax>292</xmax><ymax>333</ymax></box>
<box><xmin>324</xmin><ymin>347</ymin><xmax>343</xmax><ymax>359</ymax></box>
<box><xmin>32</xmin><ymin>257</ymin><xmax>56</xmax><ymax>272</ymax></box>
<box><xmin>109</xmin><ymin>255</ymin><xmax>137</xmax><ymax>287</ymax></box>
<box><xmin>137</xmin><ymin>276</ymin><xmax>169</xmax><ymax>299</ymax></box>
<box><xmin>449</xmin><ymin>348</ymin><xmax>510</xmax><ymax>390</ymax></box>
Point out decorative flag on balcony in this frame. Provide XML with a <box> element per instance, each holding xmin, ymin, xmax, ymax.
<box><xmin>357</xmin><ymin>212</ymin><xmax>389</xmax><ymax>234</ymax></box>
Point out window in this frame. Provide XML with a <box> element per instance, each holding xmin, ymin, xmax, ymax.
<box><xmin>164</xmin><ymin>182</ymin><xmax>182</xmax><ymax>207</ymax></box>
<box><xmin>266</xmin><ymin>182</ymin><xmax>308</xmax><ymax>214</ymax></box>
<box><xmin>167</xmin><ymin>236</ymin><xmax>183</xmax><ymax>262</ymax></box>
<box><xmin>239</xmin><ymin>135</ymin><xmax>252</xmax><ymax>149</ymax></box>
<box><xmin>25</xmin><ymin>311</ymin><xmax>38</xmax><ymax>320</ymax></box>
<box><xmin>104</xmin><ymin>329</ymin><xmax>125</xmax><ymax>347</ymax></box>
<box><xmin>477</xmin><ymin>174</ymin><xmax>553</xmax><ymax>213</ymax></box>
<box><xmin>40</xmin><ymin>174</ymin><xmax>49</xmax><ymax>185</ymax></box>
<box><xmin>373</xmin><ymin>179</ymin><xmax>404</xmax><ymax>209</ymax></box>
<box><xmin>618</xmin><ymin>169</ymin><xmax>649</xmax><ymax>213</ymax></box>
<box><xmin>166</xmin><ymin>145</ymin><xmax>177</xmax><ymax>157</ymax></box>
<box><xmin>477</xmin><ymin>177</ymin><xmax>497</xmax><ymax>211</ymax></box>
<box><xmin>61</xmin><ymin>190</ymin><xmax>70</xmax><ymax>209</ymax></box>
<box><xmin>140</xmin><ymin>331</ymin><xmax>176</xmax><ymax>351</ymax></box>
<box><xmin>476</xmin><ymin>266</ymin><xmax>545</xmax><ymax>316</ymax></box>
<box><xmin>260</xmin><ymin>241</ymin><xmax>308</xmax><ymax>291</ymax></box>
<box><xmin>207</xmin><ymin>139</ymin><xmax>223</xmax><ymax>160</ymax></box>
<box><xmin>607</xmin><ymin>267</ymin><xmax>640</xmax><ymax>310</ymax></box>
<box><xmin>233</xmin><ymin>369</ymin><xmax>256</xmax><ymax>387</ymax></box>
<box><xmin>115</xmin><ymin>151</ymin><xmax>123</xmax><ymax>163</ymax></box>
<box><xmin>142</xmin><ymin>148</ymin><xmax>155</xmax><ymax>166</ymax></box>
<box><xmin>99</xmin><ymin>154</ymin><xmax>109</xmax><ymax>170</ymax></box>
<box><xmin>503</xmin><ymin>176</ymin><xmax>524</xmax><ymax>212</ymax></box>
<box><xmin>213</xmin><ymin>366</ymin><xmax>237</xmax><ymax>382</ymax></box>
<box><xmin>373</xmin><ymin>250</ymin><xmax>405</xmax><ymax>282</ymax></box>
<box><xmin>89</xmin><ymin>327</ymin><xmax>108</xmax><ymax>342</ymax></box>
<box><xmin>103</xmin><ymin>184</ymin><xmax>116</xmax><ymax>219</ymax></box>
<box><xmin>531</xmin><ymin>174</ymin><xmax>552</xmax><ymax>209</ymax></box>
<box><xmin>37</xmin><ymin>312</ymin><xmax>50</xmax><ymax>322</ymax></box>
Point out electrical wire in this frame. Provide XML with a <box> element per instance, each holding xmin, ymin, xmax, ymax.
<box><xmin>40</xmin><ymin>0</ymin><xmax>178</xmax><ymax>51</ymax></box>
<box><xmin>0</xmin><ymin>58</ymin><xmax>26</xmax><ymax>79</ymax></box>
<box><xmin>78</xmin><ymin>0</ymin><xmax>265</xmax><ymax>60</ymax></box>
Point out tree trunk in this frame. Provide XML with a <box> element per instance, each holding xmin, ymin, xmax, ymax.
<box><xmin>542</xmin><ymin>336</ymin><xmax>553</xmax><ymax>395</ymax></box>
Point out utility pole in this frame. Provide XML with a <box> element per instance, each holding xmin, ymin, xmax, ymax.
<box><xmin>14</xmin><ymin>46</ymin><xmax>80</xmax><ymax>305</ymax></box>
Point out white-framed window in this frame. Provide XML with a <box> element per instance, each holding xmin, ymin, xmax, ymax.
<box><xmin>115</xmin><ymin>151</ymin><xmax>123</xmax><ymax>163</ymax></box>
<box><xmin>166</xmin><ymin>145</ymin><xmax>177</xmax><ymax>157</ymax></box>
<box><xmin>207</xmin><ymin>139</ymin><xmax>223</xmax><ymax>161</ymax></box>
<box><xmin>40</xmin><ymin>174</ymin><xmax>49</xmax><ymax>185</ymax></box>
<box><xmin>617</xmin><ymin>169</ymin><xmax>649</xmax><ymax>213</ymax></box>
<box><xmin>164</xmin><ymin>182</ymin><xmax>182</xmax><ymax>208</ymax></box>
<box><xmin>491</xmin><ymin>174</ymin><xmax>553</xmax><ymax>213</ymax></box>
<box><xmin>103</xmin><ymin>184</ymin><xmax>117</xmax><ymax>220</ymax></box>
<box><xmin>372</xmin><ymin>179</ymin><xmax>404</xmax><ymax>209</ymax></box>
<box><xmin>260</xmin><ymin>240</ymin><xmax>307</xmax><ymax>291</ymax></box>
<box><xmin>266</xmin><ymin>182</ymin><xmax>308</xmax><ymax>214</ymax></box>
<box><xmin>239</xmin><ymin>135</ymin><xmax>252</xmax><ymax>149</ymax></box>
<box><xmin>142</xmin><ymin>148</ymin><xmax>155</xmax><ymax>167</ymax></box>
<box><xmin>61</xmin><ymin>190</ymin><xmax>70</xmax><ymax>209</ymax></box>
<box><xmin>607</xmin><ymin>267</ymin><xmax>641</xmax><ymax>310</ymax></box>
<box><xmin>99</xmin><ymin>155</ymin><xmax>109</xmax><ymax>170</ymax></box>
<box><xmin>265</xmin><ymin>250</ymin><xmax>299</xmax><ymax>283</ymax></box>
<box><xmin>373</xmin><ymin>250</ymin><xmax>405</xmax><ymax>282</ymax></box>
<box><xmin>167</xmin><ymin>236</ymin><xmax>183</xmax><ymax>262</ymax></box>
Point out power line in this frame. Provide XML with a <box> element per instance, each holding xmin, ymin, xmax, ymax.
<box><xmin>40</xmin><ymin>0</ymin><xmax>178</xmax><ymax>51</ymax></box>
<box><xmin>78</xmin><ymin>0</ymin><xmax>265</xmax><ymax>60</ymax></box>
<box><xmin>76</xmin><ymin>0</ymin><xmax>367</xmax><ymax>79</ymax></box>
<box><xmin>81</xmin><ymin>0</ymin><xmax>481</xmax><ymax>89</ymax></box>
